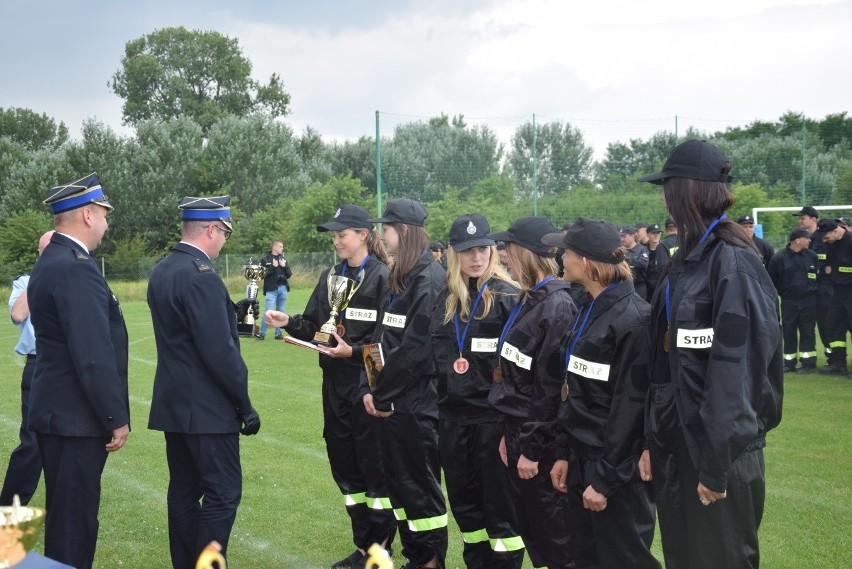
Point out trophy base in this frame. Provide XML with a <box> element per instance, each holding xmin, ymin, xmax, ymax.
<box><xmin>237</xmin><ymin>323</ymin><xmax>259</xmax><ymax>337</ymax></box>
<box><xmin>312</xmin><ymin>331</ymin><xmax>331</xmax><ymax>346</ymax></box>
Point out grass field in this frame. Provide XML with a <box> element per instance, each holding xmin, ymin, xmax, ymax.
<box><xmin>1</xmin><ymin>285</ymin><xmax>850</xmax><ymax>568</ymax></box>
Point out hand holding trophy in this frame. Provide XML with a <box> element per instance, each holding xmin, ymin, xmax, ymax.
<box><xmin>313</xmin><ymin>269</ymin><xmax>364</xmax><ymax>346</ymax></box>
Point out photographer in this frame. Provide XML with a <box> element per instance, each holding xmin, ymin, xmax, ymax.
<box><xmin>258</xmin><ymin>239</ymin><xmax>292</xmax><ymax>340</ymax></box>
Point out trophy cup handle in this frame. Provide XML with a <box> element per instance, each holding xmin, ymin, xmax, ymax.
<box><xmin>195</xmin><ymin>541</ymin><xmax>227</xmax><ymax>569</ymax></box>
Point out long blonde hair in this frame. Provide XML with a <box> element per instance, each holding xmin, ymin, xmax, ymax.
<box><xmin>506</xmin><ymin>242</ymin><xmax>557</xmax><ymax>298</ymax></box>
<box><xmin>443</xmin><ymin>246</ymin><xmax>516</xmax><ymax>324</ymax></box>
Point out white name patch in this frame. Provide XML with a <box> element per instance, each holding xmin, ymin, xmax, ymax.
<box><xmin>501</xmin><ymin>342</ymin><xmax>532</xmax><ymax>370</ymax></box>
<box><xmin>382</xmin><ymin>312</ymin><xmax>407</xmax><ymax>328</ymax></box>
<box><xmin>470</xmin><ymin>337</ymin><xmax>498</xmax><ymax>353</ymax></box>
<box><xmin>345</xmin><ymin>308</ymin><xmax>377</xmax><ymax>322</ymax></box>
<box><xmin>676</xmin><ymin>327</ymin><xmax>714</xmax><ymax>349</ymax></box>
<box><xmin>568</xmin><ymin>355</ymin><xmax>610</xmax><ymax>382</ymax></box>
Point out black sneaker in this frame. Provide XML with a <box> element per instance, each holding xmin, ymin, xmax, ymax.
<box><xmin>820</xmin><ymin>363</ymin><xmax>848</xmax><ymax>375</ymax></box>
<box><xmin>331</xmin><ymin>550</ymin><xmax>366</xmax><ymax>569</ymax></box>
<box><xmin>255</xmin><ymin>334</ymin><xmax>265</xmax><ymax>341</ymax></box>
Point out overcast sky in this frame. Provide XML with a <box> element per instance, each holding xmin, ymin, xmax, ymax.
<box><xmin>1</xmin><ymin>0</ymin><xmax>849</xmax><ymax>155</ymax></box>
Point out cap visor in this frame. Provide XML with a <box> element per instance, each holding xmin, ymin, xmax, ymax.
<box><xmin>486</xmin><ymin>230</ymin><xmax>513</xmax><ymax>243</ymax></box>
<box><xmin>451</xmin><ymin>238</ymin><xmax>496</xmax><ymax>252</ymax></box>
<box><xmin>316</xmin><ymin>221</ymin><xmax>348</xmax><ymax>232</ymax></box>
<box><xmin>541</xmin><ymin>232</ymin><xmax>567</xmax><ymax>248</ymax></box>
<box><xmin>637</xmin><ymin>171</ymin><xmax>666</xmax><ymax>184</ymax></box>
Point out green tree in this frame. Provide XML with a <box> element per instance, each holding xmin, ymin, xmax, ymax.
<box><xmin>327</xmin><ymin>136</ymin><xmax>377</xmax><ymax>195</ymax></box>
<box><xmin>426</xmin><ymin>176</ymin><xmax>518</xmax><ymax>241</ymax></box>
<box><xmin>0</xmin><ymin>107</ymin><xmax>69</xmax><ymax>151</ymax></box>
<box><xmin>507</xmin><ymin>120</ymin><xmax>594</xmax><ymax>197</ymax></box>
<box><xmin>109</xmin><ymin>27</ymin><xmax>290</xmax><ymax>131</ymax></box>
<box><xmin>0</xmin><ymin>209</ymin><xmax>53</xmax><ymax>281</ymax></box>
<box><xmin>281</xmin><ymin>175</ymin><xmax>371</xmax><ymax>253</ymax></box>
<box><xmin>382</xmin><ymin>114</ymin><xmax>502</xmax><ymax>203</ymax></box>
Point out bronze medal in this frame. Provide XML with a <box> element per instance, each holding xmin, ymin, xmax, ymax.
<box><xmin>493</xmin><ymin>365</ymin><xmax>503</xmax><ymax>382</ymax></box>
<box><xmin>336</xmin><ymin>324</ymin><xmax>346</xmax><ymax>337</ymax></box>
<box><xmin>453</xmin><ymin>357</ymin><xmax>469</xmax><ymax>374</ymax></box>
<box><xmin>561</xmin><ymin>380</ymin><xmax>569</xmax><ymax>401</ymax></box>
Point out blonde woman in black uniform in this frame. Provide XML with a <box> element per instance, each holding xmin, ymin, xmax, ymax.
<box><xmin>430</xmin><ymin>214</ymin><xmax>524</xmax><ymax>569</ymax></box>
<box><xmin>486</xmin><ymin>217</ymin><xmax>578</xmax><ymax>569</ymax></box>
<box><xmin>264</xmin><ymin>205</ymin><xmax>394</xmax><ymax>569</ymax></box>
<box><xmin>545</xmin><ymin>217</ymin><xmax>660</xmax><ymax>569</ymax></box>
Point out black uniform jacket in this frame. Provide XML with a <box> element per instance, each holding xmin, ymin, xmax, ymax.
<box><xmin>649</xmin><ymin>234</ymin><xmax>784</xmax><ymax>493</ymax></box>
<box><xmin>827</xmin><ymin>231</ymin><xmax>852</xmax><ymax>286</ymax></box>
<box><xmin>261</xmin><ymin>251</ymin><xmax>293</xmax><ymax>293</ymax></box>
<box><xmin>431</xmin><ymin>277</ymin><xmax>520</xmax><ymax>423</ymax></box>
<box><xmin>147</xmin><ymin>242</ymin><xmax>252</xmax><ymax>434</ymax></box>
<box><xmin>488</xmin><ymin>279</ymin><xmax>578</xmax><ymax>462</ymax></box>
<box><xmin>554</xmin><ymin>279</ymin><xmax>650</xmax><ymax>497</ymax></box>
<box><xmin>767</xmin><ymin>246</ymin><xmax>818</xmax><ymax>299</ymax></box>
<box><xmin>361</xmin><ymin>253</ymin><xmax>445</xmax><ymax>413</ymax></box>
<box><xmin>752</xmin><ymin>235</ymin><xmax>774</xmax><ymax>266</ymax></box>
<box><xmin>809</xmin><ymin>235</ymin><xmax>831</xmax><ymax>286</ymax></box>
<box><xmin>285</xmin><ymin>256</ymin><xmax>389</xmax><ymax>379</ymax></box>
<box><xmin>28</xmin><ymin>232</ymin><xmax>129</xmax><ymax>436</ymax></box>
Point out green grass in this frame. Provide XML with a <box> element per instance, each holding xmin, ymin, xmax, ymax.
<box><xmin>1</xmin><ymin>286</ymin><xmax>850</xmax><ymax>568</ymax></box>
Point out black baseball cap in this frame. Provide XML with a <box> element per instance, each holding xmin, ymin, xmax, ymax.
<box><xmin>738</xmin><ymin>214</ymin><xmax>755</xmax><ymax>225</ymax></box>
<box><xmin>792</xmin><ymin>206</ymin><xmax>819</xmax><ymax>218</ymax></box>
<box><xmin>543</xmin><ymin>217</ymin><xmax>625</xmax><ymax>264</ymax></box>
<box><xmin>835</xmin><ymin>217</ymin><xmax>850</xmax><ymax>228</ymax></box>
<box><xmin>664</xmin><ymin>218</ymin><xmax>676</xmax><ymax>228</ymax></box>
<box><xmin>648</xmin><ymin>223</ymin><xmax>662</xmax><ymax>233</ymax></box>
<box><xmin>638</xmin><ymin>140</ymin><xmax>733</xmax><ymax>185</ymax></box>
<box><xmin>619</xmin><ymin>225</ymin><xmax>636</xmax><ymax>235</ymax></box>
<box><xmin>368</xmin><ymin>198</ymin><xmax>428</xmax><ymax>226</ymax></box>
<box><xmin>635</xmin><ymin>221</ymin><xmax>648</xmax><ymax>229</ymax></box>
<box><xmin>317</xmin><ymin>204</ymin><xmax>374</xmax><ymax>232</ymax></box>
<box><xmin>449</xmin><ymin>213</ymin><xmax>495</xmax><ymax>252</ymax></box>
<box><xmin>789</xmin><ymin>228</ymin><xmax>811</xmax><ymax>242</ymax></box>
<box><xmin>813</xmin><ymin>219</ymin><xmax>838</xmax><ymax>236</ymax></box>
<box><xmin>488</xmin><ymin>216</ymin><xmax>557</xmax><ymax>257</ymax></box>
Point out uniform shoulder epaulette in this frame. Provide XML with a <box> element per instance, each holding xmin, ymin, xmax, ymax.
<box><xmin>193</xmin><ymin>258</ymin><xmax>213</xmax><ymax>272</ymax></box>
<box><xmin>75</xmin><ymin>250</ymin><xmax>90</xmax><ymax>261</ymax></box>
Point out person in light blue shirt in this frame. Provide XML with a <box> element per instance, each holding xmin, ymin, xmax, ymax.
<box><xmin>1</xmin><ymin>231</ymin><xmax>52</xmax><ymax>506</ymax></box>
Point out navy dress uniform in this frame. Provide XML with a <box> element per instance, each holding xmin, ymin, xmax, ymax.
<box><xmin>28</xmin><ymin>174</ymin><xmax>130</xmax><ymax>569</ymax></box>
<box><xmin>147</xmin><ymin>196</ymin><xmax>260</xmax><ymax>569</ymax></box>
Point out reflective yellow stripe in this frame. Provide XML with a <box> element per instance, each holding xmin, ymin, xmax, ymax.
<box><xmin>669</xmin><ymin>246</ymin><xmax>679</xmax><ymax>256</ymax></box>
<box><xmin>784</xmin><ymin>354</ymin><xmax>797</xmax><ymax>361</ymax></box>
<box><xmin>818</xmin><ymin>253</ymin><xmax>827</xmax><ymax>260</ymax></box>
<box><xmin>491</xmin><ymin>535</ymin><xmax>525</xmax><ymax>552</ymax></box>
<box><xmin>393</xmin><ymin>508</ymin><xmax>407</xmax><ymax>521</ymax></box>
<box><xmin>367</xmin><ymin>496</ymin><xmax>393</xmax><ymax>510</ymax></box>
<box><xmin>807</xmin><ymin>273</ymin><xmax>817</xmax><ymax>279</ymax></box>
<box><xmin>407</xmin><ymin>513</ymin><xmax>448</xmax><ymax>532</ymax></box>
<box><xmin>829</xmin><ymin>341</ymin><xmax>847</xmax><ymax>349</ymax></box>
<box><xmin>839</xmin><ymin>267</ymin><xmax>852</xmax><ymax>273</ymax></box>
<box><xmin>345</xmin><ymin>492</ymin><xmax>367</xmax><ymax>506</ymax></box>
<box><xmin>461</xmin><ymin>528</ymin><xmax>489</xmax><ymax>544</ymax></box>
<box><xmin>800</xmin><ymin>352</ymin><xmax>815</xmax><ymax>358</ymax></box>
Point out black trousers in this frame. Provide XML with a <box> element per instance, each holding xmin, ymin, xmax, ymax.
<box><xmin>648</xmin><ymin>385</ymin><xmax>765</xmax><ymax>569</ymax></box>
<box><xmin>566</xmin><ymin>451</ymin><xmax>660</xmax><ymax>569</ymax></box>
<box><xmin>780</xmin><ymin>296</ymin><xmax>817</xmax><ymax>366</ymax></box>
<box><xmin>439</xmin><ymin>418</ymin><xmax>524</xmax><ymax>569</ymax></box>
<box><xmin>504</xmin><ymin>423</ymin><xmax>572</xmax><ymax>569</ymax></box>
<box><xmin>379</xmin><ymin>397</ymin><xmax>447</xmax><ymax>568</ymax></box>
<box><xmin>38</xmin><ymin>433</ymin><xmax>110</xmax><ymax>569</ymax></box>
<box><xmin>816</xmin><ymin>284</ymin><xmax>834</xmax><ymax>357</ymax></box>
<box><xmin>323</xmin><ymin>376</ymin><xmax>395</xmax><ymax>550</ymax></box>
<box><xmin>164</xmin><ymin>432</ymin><xmax>242</xmax><ymax>569</ymax></box>
<box><xmin>1</xmin><ymin>357</ymin><xmax>42</xmax><ymax>505</ymax></box>
<box><xmin>825</xmin><ymin>284</ymin><xmax>852</xmax><ymax>365</ymax></box>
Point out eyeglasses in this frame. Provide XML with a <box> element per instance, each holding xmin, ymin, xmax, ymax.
<box><xmin>205</xmin><ymin>224</ymin><xmax>233</xmax><ymax>240</ymax></box>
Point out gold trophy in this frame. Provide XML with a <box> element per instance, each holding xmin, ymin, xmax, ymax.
<box><xmin>313</xmin><ymin>269</ymin><xmax>364</xmax><ymax>346</ymax></box>
<box><xmin>1</xmin><ymin>495</ymin><xmax>45</xmax><ymax>568</ymax></box>
<box><xmin>242</xmin><ymin>258</ymin><xmax>267</xmax><ymax>336</ymax></box>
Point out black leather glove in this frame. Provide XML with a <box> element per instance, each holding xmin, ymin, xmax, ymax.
<box><xmin>240</xmin><ymin>409</ymin><xmax>261</xmax><ymax>436</ymax></box>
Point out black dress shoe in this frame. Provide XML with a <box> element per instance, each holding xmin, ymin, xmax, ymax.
<box><xmin>820</xmin><ymin>363</ymin><xmax>848</xmax><ymax>375</ymax></box>
<box><xmin>331</xmin><ymin>550</ymin><xmax>366</xmax><ymax>569</ymax></box>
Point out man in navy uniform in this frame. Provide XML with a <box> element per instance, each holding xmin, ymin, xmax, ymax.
<box><xmin>27</xmin><ymin>173</ymin><xmax>130</xmax><ymax>569</ymax></box>
<box><xmin>817</xmin><ymin>219</ymin><xmax>852</xmax><ymax>377</ymax></box>
<box><xmin>147</xmin><ymin>196</ymin><xmax>261</xmax><ymax>569</ymax></box>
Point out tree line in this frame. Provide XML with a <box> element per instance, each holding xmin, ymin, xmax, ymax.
<box><xmin>0</xmin><ymin>27</ymin><xmax>850</xmax><ymax>281</ymax></box>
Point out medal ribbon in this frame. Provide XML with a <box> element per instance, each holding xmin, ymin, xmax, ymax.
<box><xmin>496</xmin><ymin>275</ymin><xmax>555</xmax><ymax>358</ymax></box>
<box><xmin>340</xmin><ymin>254</ymin><xmax>370</xmax><ymax>283</ymax></box>
<box><xmin>563</xmin><ymin>283</ymin><xmax>618</xmax><ymax>374</ymax></box>
<box><xmin>453</xmin><ymin>278</ymin><xmax>491</xmax><ymax>356</ymax></box>
<box><xmin>665</xmin><ymin>214</ymin><xmax>726</xmax><ymax>322</ymax></box>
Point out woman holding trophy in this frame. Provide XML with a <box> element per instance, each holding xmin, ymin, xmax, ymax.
<box><xmin>264</xmin><ymin>204</ymin><xmax>394</xmax><ymax>569</ymax></box>
<box><xmin>361</xmin><ymin>198</ymin><xmax>448</xmax><ymax>569</ymax></box>
<box><xmin>429</xmin><ymin>214</ymin><xmax>525</xmax><ymax>569</ymax></box>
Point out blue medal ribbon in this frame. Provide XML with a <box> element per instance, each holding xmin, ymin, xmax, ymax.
<box><xmin>665</xmin><ymin>213</ymin><xmax>726</xmax><ymax>322</ymax></box>
<box><xmin>496</xmin><ymin>275</ymin><xmax>555</xmax><ymax>359</ymax></box>
<box><xmin>453</xmin><ymin>279</ymin><xmax>490</xmax><ymax>357</ymax></box>
<box><xmin>563</xmin><ymin>283</ymin><xmax>618</xmax><ymax>374</ymax></box>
